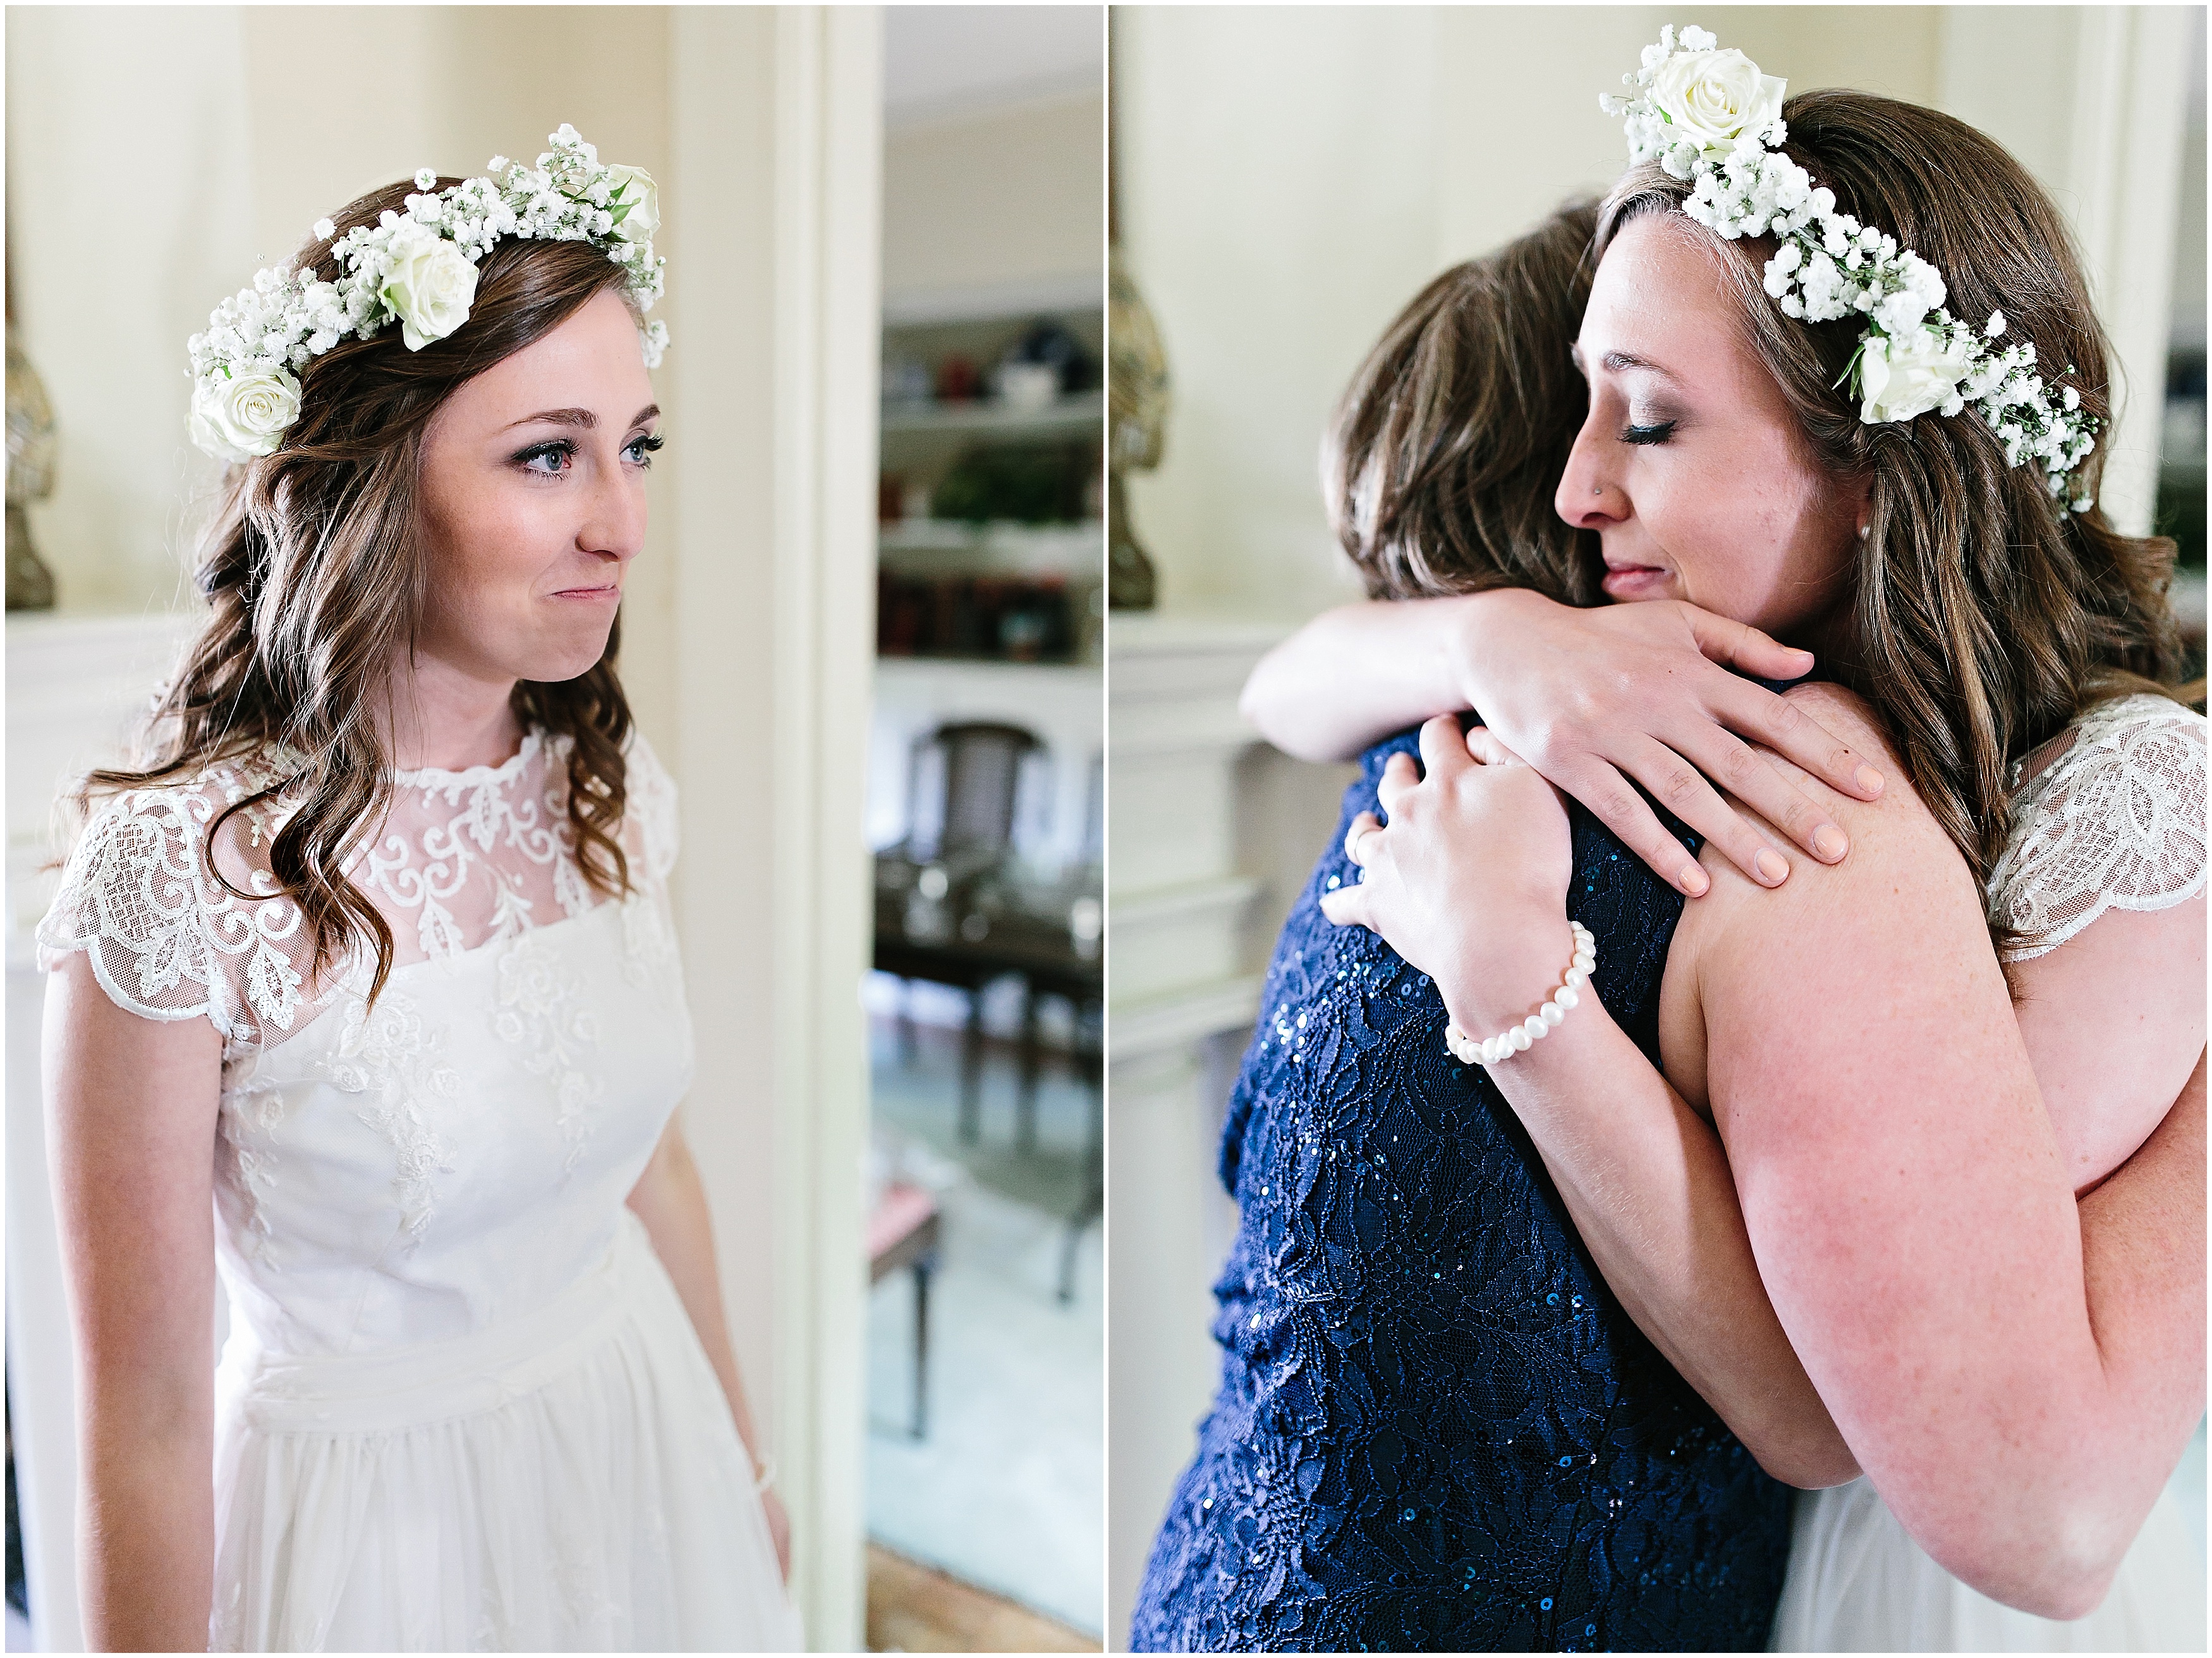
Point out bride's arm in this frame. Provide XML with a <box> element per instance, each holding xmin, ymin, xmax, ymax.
<box><xmin>44</xmin><ymin>956</ymin><xmax>222</xmax><ymax>1652</ymax></box>
<box><xmin>1244</xmin><ymin>587</ymin><xmax>1887</xmax><ymax>896</ymax></box>
<box><xmin>1675</xmin><ymin>694</ymin><xmax>2204</xmax><ymax>1617</ymax></box>
<box><xmin>626</xmin><ymin>1115</ymin><xmax>791</xmax><ymax>1578</ymax></box>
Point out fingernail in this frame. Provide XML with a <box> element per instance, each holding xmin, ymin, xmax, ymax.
<box><xmin>1813</xmin><ymin>824</ymin><xmax>1848</xmax><ymax>861</ymax></box>
<box><xmin>1854</xmin><ymin>765</ymin><xmax>1883</xmax><ymax>796</ymax></box>
<box><xmin>1680</xmin><ymin>863</ymin><xmax>1710</xmax><ymax>896</ymax></box>
<box><xmin>1754</xmin><ymin>849</ymin><xmax>1789</xmax><ymax>884</ymax></box>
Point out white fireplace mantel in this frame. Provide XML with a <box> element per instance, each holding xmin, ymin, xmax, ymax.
<box><xmin>1105</xmin><ymin>611</ymin><xmax>1288</xmax><ymax>1642</ymax></box>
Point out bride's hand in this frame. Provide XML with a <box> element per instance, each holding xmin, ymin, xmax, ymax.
<box><xmin>1449</xmin><ymin>589</ymin><xmax>1881</xmax><ymax>895</ymax></box>
<box><xmin>1319</xmin><ymin>716</ymin><xmax>1576</xmax><ymax>1035</ymax></box>
<box><xmin>762</xmin><ymin>1486</ymin><xmax>792</xmax><ymax>1582</ymax></box>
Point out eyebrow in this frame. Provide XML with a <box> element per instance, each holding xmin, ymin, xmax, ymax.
<box><xmin>502</xmin><ymin>403</ymin><xmax>661</xmax><ymax>432</ymax></box>
<box><xmin>1571</xmin><ymin>344</ymin><xmax>1680</xmax><ymax>383</ymax></box>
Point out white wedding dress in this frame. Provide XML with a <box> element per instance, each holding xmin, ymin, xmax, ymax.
<box><xmin>37</xmin><ymin>727</ymin><xmax>803</xmax><ymax>1653</ymax></box>
<box><xmin>1772</xmin><ymin>692</ymin><xmax>2209</xmax><ymax>1653</ymax></box>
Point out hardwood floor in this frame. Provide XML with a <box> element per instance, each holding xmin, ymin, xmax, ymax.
<box><xmin>865</xmin><ymin>1543</ymin><xmax>1100</xmax><ymax>1652</ymax></box>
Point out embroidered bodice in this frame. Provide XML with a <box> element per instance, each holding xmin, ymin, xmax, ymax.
<box><xmin>1132</xmin><ymin>728</ymin><xmax>1791</xmax><ymax>1653</ymax></box>
<box><xmin>37</xmin><ymin>728</ymin><xmax>692</xmax><ymax>1358</ymax></box>
<box><xmin>1990</xmin><ymin>693</ymin><xmax>2208</xmax><ymax>960</ymax></box>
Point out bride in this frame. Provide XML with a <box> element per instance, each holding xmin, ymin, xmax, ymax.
<box><xmin>1279</xmin><ymin>39</ymin><xmax>2201</xmax><ymax>1655</ymax></box>
<box><xmin>38</xmin><ymin>129</ymin><xmax>801</xmax><ymax>1652</ymax></box>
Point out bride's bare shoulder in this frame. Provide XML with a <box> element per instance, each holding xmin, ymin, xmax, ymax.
<box><xmin>1771</xmin><ymin>681</ymin><xmax>1913</xmax><ymax>798</ymax></box>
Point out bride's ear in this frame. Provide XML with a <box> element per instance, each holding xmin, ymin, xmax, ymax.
<box><xmin>1843</xmin><ymin>470</ymin><xmax>1875</xmax><ymax>543</ymax></box>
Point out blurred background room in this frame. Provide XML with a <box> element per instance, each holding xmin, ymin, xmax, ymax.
<box><xmin>3</xmin><ymin>6</ymin><xmax>1105</xmax><ymax>1654</ymax></box>
<box><xmin>863</xmin><ymin>7</ymin><xmax>1105</xmax><ymax>1652</ymax></box>
<box><xmin>1104</xmin><ymin>5</ymin><xmax>2206</xmax><ymax>1645</ymax></box>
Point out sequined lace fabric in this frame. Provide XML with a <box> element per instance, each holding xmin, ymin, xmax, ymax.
<box><xmin>1131</xmin><ymin>728</ymin><xmax>1792</xmax><ymax>1654</ymax></box>
<box><xmin>1990</xmin><ymin>693</ymin><xmax>2208</xmax><ymax>961</ymax></box>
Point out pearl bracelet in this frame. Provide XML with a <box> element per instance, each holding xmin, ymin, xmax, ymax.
<box><xmin>1443</xmin><ymin>922</ymin><xmax>1596</xmax><ymax>1068</ymax></box>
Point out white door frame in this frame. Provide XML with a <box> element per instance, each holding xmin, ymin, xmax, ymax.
<box><xmin>668</xmin><ymin>7</ymin><xmax>881</xmax><ymax>1650</ymax></box>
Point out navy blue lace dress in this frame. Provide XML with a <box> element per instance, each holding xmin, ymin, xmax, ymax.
<box><xmin>1130</xmin><ymin>727</ymin><xmax>1793</xmax><ymax>1652</ymax></box>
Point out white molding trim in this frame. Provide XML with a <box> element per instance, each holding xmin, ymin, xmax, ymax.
<box><xmin>1109</xmin><ymin>975</ymin><xmax>1266</xmax><ymax>1063</ymax></box>
<box><xmin>775</xmin><ymin>9</ymin><xmax>881</xmax><ymax>1650</ymax></box>
<box><xmin>669</xmin><ymin>9</ymin><xmax>879</xmax><ymax>1650</ymax></box>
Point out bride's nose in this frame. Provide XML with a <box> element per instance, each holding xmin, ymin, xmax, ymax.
<box><xmin>1555</xmin><ymin>419</ymin><xmax>1626</xmax><ymax>530</ymax></box>
<box><xmin>580</xmin><ymin>463</ymin><xmax>647</xmax><ymax>565</ymax></box>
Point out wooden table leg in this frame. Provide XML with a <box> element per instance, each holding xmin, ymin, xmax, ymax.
<box><xmin>1016</xmin><ymin>979</ymin><xmax>1041</xmax><ymax>1155</ymax></box>
<box><xmin>911</xmin><ymin>1256</ymin><xmax>932</xmax><ymax>1439</ymax></box>
<box><xmin>958</xmin><ymin>987</ymin><xmax>983</xmax><ymax>1144</ymax></box>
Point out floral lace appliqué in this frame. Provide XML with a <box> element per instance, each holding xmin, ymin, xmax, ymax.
<box><xmin>34</xmin><ymin>754</ymin><xmax>319</xmax><ymax>1054</ymax></box>
<box><xmin>323</xmin><ymin>985</ymin><xmax>459</xmax><ymax>1250</ymax></box>
<box><xmin>494</xmin><ymin>930</ymin><xmax>606</xmax><ymax>1174</ymax></box>
<box><xmin>1991</xmin><ymin>695</ymin><xmax>2208</xmax><ymax>961</ymax></box>
<box><xmin>216</xmin><ymin>1063</ymin><xmax>296</xmax><ymax>1268</ymax></box>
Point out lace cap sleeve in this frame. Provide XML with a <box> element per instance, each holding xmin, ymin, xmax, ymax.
<box><xmin>1989</xmin><ymin>694</ymin><xmax>2208</xmax><ymax>962</ymax></box>
<box><xmin>623</xmin><ymin>728</ymin><xmax>679</xmax><ymax>884</ymax></box>
<box><xmin>34</xmin><ymin>771</ymin><xmax>322</xmax><ymax>1047</ymax></box>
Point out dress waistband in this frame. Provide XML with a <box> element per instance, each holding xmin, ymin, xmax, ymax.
<box><xmin>217</xmin><ymin>1213</ymin><xmax>651</xmax><ymax>1436</ymax></box>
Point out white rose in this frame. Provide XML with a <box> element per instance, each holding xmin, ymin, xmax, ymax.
<box><xmin>379</xmin><ymin>233</ymin><xmax>478</xmax><ymax>351</ymax></box>
<box><xmin>1858</xmin><ymin>326</ymin><xmax>1973</xmax><ymax>425</ymax></box>
<box><xmin>1650</xmin><ymin>47</ymin><xmax>1786</xmax><ymax>158</ymax></box>
<box><xmin>604</xmin><ymin>164</ymin><xmax>659</xmax><ymax>244</ymax></box>
<box><xmin>190</xmin><ymin>366</ymin><xmax>302</xmax><ymax>462</ymax></box>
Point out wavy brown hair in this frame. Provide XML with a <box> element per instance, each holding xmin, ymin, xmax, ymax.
<box><xmin>1327</xmin><ymin>200</ymin><xmax>1601</xmax><ymax>606</ymax></box>
<box><xmin>83</xmin><ymin>177</ymin><xmax>641</xmax><ymax>1004</ymax></box>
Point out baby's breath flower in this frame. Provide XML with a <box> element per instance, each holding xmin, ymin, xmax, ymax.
<box><xmin>185</xmin><ymin>125</ymin><xmax>668</xmax><ymax>461</ymax></box>
<box><xmin>1603</xmin><ymin>26</ymin><xmax>2097</xmax><ymax>508</ymax></box>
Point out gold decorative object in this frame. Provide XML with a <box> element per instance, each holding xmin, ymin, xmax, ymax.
<box><xmin>6</xmin><ymin>319</ymin><xmax>58</xmax><ymax>611</ymax></box>
<box><xmin>1108</xmin><ymin>245</ymin><xmax>1168</xmax><ymax>611</ymax></box>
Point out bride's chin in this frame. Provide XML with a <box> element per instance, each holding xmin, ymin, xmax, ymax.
<box><xmin>516</xmin><ymin>628</ymin><xmax>616</xmax><ymax>685</ymax></box>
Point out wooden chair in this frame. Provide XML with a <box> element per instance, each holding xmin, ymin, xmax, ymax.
<box><xmin>888</xmin><ymin>721</ymin><xmax>1045</xmax><ymax>1140</ymax></box>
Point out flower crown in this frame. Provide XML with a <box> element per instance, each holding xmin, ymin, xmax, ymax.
<box><xmin>1601</xmin><ymin>26</ymin><xmax>2097</xmax><ymax>512</ymax></box>
<box><xmin>186</xmin><ymin>125</ymin><xmax>667</xmax><ymax>463</ymax></box>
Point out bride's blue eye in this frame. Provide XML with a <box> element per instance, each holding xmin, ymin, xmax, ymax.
<box><xmin>623</xmin><ymin>432</ymin><xmax>664</xmax><ymax>467</ymax></box>
<box><xmin>516</xmin><ymin>440</ymin><xmax>576</xmax><ymax>475</ymax></box>
<box><xmin>1620</xmin><ymin>420</ymin><xmax>1677</xmax><ymax>446</ymax></box>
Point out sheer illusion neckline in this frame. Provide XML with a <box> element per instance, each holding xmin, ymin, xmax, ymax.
<box><xmin>389</xmin><ymin>726</ymin><xmax>544</xmax><ymax>788</ymax></box>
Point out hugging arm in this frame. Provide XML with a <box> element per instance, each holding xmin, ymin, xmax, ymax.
<box><xmin>1242</xmin><ymin>587</ymin><xmax>1885</xmax><ymax>896</ymax></box>
<box><xmin>44</xmin><ymin>954</ymin><xmax>224</xmax><ymax>1652</ymax></box>
<box><xmin>1687</xmin><ymin>698</ymin><xmax>2204</xmax><ymax>1617</ymax></box>
<box><xmin>1325</xmin><ymin>695</ymin><xmax>2206</xmax><ymax>1616</ymax></box>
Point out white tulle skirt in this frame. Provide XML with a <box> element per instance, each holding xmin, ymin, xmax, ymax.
<box><xmin>209</xmin><ymin>1215</ymin><xmax>802</xmax><ymax>1652</ymax></box>
<box><xmin>1772</xmin><ymin>1475</ymin><xmax>2205</xmax><ymax>1652</ymax></box>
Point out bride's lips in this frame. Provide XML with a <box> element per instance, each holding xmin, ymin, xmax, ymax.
<box><xmin>1601</xmin><ymin>561</ymin><xmax>1671</xmax><ymax>599</ymax></box>
<box><xmin>550</xmin><ymin>583</ymin><xmax>622</xmax><ymax>602</ymax></box>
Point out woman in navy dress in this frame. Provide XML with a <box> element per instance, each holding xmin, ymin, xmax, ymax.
<box><xmin>1131</xmin><ymin>204</ymin><xmax>1811</xmax><ymax>1655</ymax></box>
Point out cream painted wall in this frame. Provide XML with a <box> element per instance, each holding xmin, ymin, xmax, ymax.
<box><xmin>882</xmin><ymin>89</ymin><xmax>1104</xmax><ymax>302</ymax></box>
<box><xmin>6</xmin><ymin>6</ymin><xmax>257</xmax><ymax>616</ymax></box>
<box><xmin>1118</xmin><ymin>4</ymin><xmax>2195</xmax><ymax>621</ymax></box>
<box><xmin>1115</xmin><ymin>6</ymin><xmax>1444</xmax><ymax>618</ymax></box>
